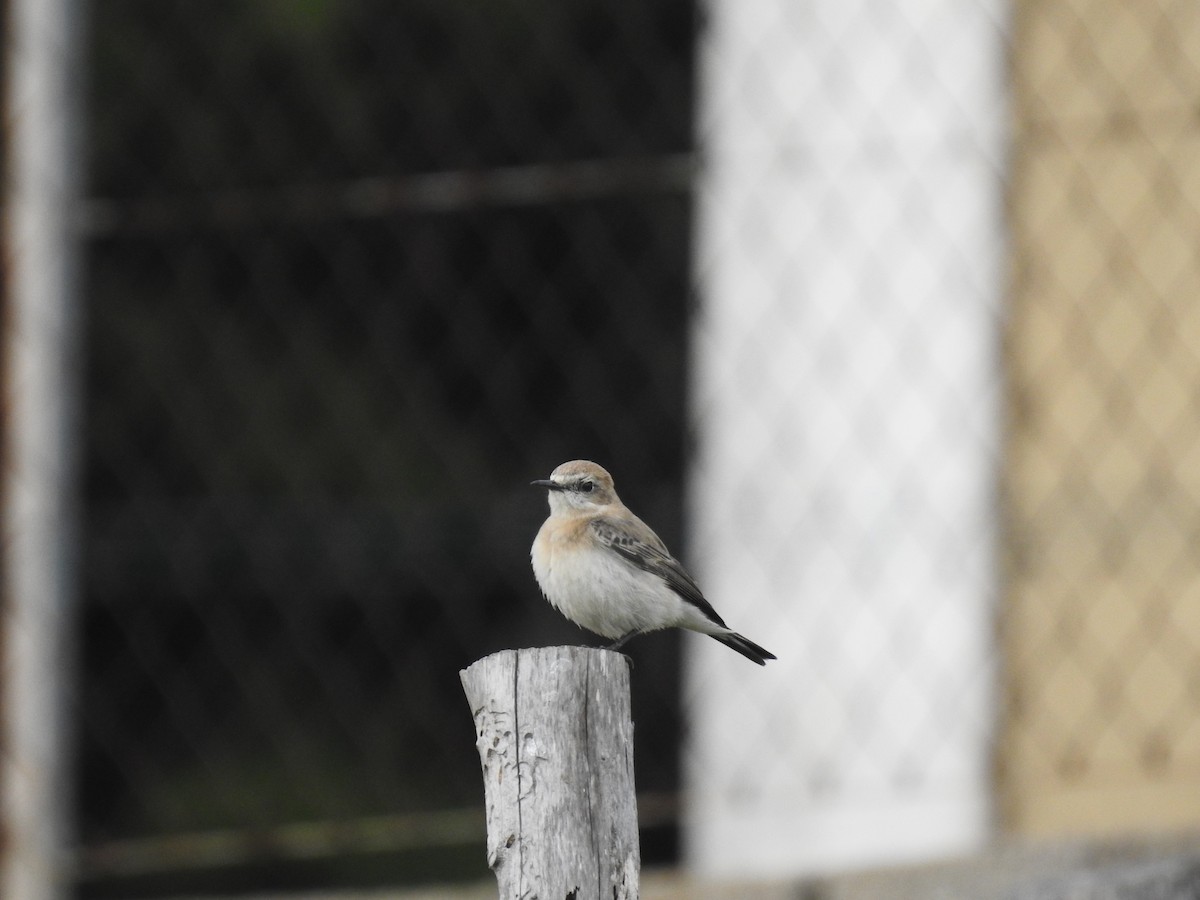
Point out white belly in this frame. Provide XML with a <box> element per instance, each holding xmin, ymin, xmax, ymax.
<box><xmin>531</xmin><ymin>522</ymin><xmax>700</xmax><ymax>639</ymax></box>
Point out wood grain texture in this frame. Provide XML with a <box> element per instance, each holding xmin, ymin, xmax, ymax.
<box><xmin>461</xmin><ymin>647</ymin><xmax>639</xmax><ymax>900</ymax></box>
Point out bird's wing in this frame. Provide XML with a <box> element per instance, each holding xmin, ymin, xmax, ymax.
<box><xmin>589</xmin><ymin>515</ymin><xmax>728</xmax><ymax>628</ymax></box>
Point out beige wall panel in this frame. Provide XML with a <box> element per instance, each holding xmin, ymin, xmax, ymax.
<box><xmin>1016</xmin><ymin>0</ymin><xmax>1200</xmax><ymax>123</ymax></box>
<box><xmin>1004</xmin><ymin>31</ymin><xmax>1200</xmax><ymax>833</ymax></box>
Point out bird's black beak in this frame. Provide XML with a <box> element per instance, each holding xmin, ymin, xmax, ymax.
<box><xmin>531</xmin><ymin>479</ymin><xmax>565</xmax><ymax>491</ymax></box>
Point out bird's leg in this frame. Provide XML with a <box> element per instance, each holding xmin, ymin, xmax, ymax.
<box><xmin>605</xmin><ymin>631</ymin><xmax>637</xmax><ymax>651</ymax></box>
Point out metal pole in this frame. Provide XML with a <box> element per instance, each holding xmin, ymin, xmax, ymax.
<box><xmin>3</xmin><ymin>0</ymin><xmax>86</xmax><ymax>897</ymax></box>
<box><xmin>687</xmin><ymin>0</ymin><xmax>1006</xmax><ymax>877</ymax></box>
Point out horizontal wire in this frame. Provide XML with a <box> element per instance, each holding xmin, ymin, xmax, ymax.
<box><xmin>74</xmin><ymin>154</ymin><xmax>697</xmax><ymax>237</ymax></box>
<box><xmin>76</xmin><ymin>791</ymin><xmax>679</xmax><ymax>880</ymax></box>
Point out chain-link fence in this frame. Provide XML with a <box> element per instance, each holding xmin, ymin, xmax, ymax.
<box><xmin>1000</xmin><ymin>0</ymin><xmax>1200</xmax><ymax>834</ymax></box>
<box><xmin>74</xmin><ymin>0</ymin><xmax>696</xmax><ymax>895</ymax></box>
<box><xmin>3</xmin><ymin>0</ymin><xmax>1200</xmax><ymax>896</ymax></box>
<box><xmin>682</xmin><ymin>0</ymin><xmax>1010</xmax><ymax>870</ymax></box>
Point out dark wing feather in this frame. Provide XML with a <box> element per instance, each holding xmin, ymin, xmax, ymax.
<box><xmin>589</xmin><ymin>516</ymin><xmax>728</xmax><ymax>629</ymax></box>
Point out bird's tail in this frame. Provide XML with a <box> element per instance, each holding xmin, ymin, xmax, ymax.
<box><xmin>711</xmin><ymin>631</ymin><xmax>776</xmax><ymax>666</ymax></box>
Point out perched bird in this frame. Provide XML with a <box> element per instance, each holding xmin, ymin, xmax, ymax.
<box><xmin>530</xmin><ymin>459</ymin><xmax>776</xmax><ymax>665</ymax></box>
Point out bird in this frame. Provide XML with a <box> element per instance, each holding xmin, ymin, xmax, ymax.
<box><xmin>530</xmin><ymin>459</ymin><xmax>776</xmax><ymax>665</ymax></box>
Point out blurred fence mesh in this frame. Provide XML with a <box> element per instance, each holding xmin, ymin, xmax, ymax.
<box><xmin>1001</xmin><ymin>0</ymin><xmax>1200</xmax><ymax>833</ymax></box>
<box><xmin>9</xmin><ymin>0</ymin><xmax>1198</xmax><ymax>895</ymax></box>
<box><xmin>77</xmin><ymin>0</ymin><xmax>694</xmax><ymax>893</ymax></box>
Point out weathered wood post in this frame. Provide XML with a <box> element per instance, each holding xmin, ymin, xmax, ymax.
<box><xmin>461</xmin><ymin>647</ymin><xmax>639</xmax><ymax>899</ymax></box>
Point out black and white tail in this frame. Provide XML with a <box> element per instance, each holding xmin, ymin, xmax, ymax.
<box><xmin>712</xmin><ymin>631</ymin><xmax>776</xmax><ymax>666</ymax></box>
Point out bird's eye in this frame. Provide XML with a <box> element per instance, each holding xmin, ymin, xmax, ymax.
<box><xmin>579</xmin><ymin>481</ymin><xmax>594</xmax><ymax>493</ymax></box>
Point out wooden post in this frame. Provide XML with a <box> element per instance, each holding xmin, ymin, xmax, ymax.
<box><xmin>461</xmin><ymin>647</ymin><xmax>640</xmax><ymax>900</ymax></box>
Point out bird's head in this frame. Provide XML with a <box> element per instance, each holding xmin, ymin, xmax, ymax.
<box><xmin>532</xmin><ymin>459</ymin><xmax>619</xmax><ymax>513</ymax></box>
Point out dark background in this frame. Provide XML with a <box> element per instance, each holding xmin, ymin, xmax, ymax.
<box><xmin>78</xmin><ymin>0</ymin><xmax>696</xmax><ymax>894</ymax></box>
